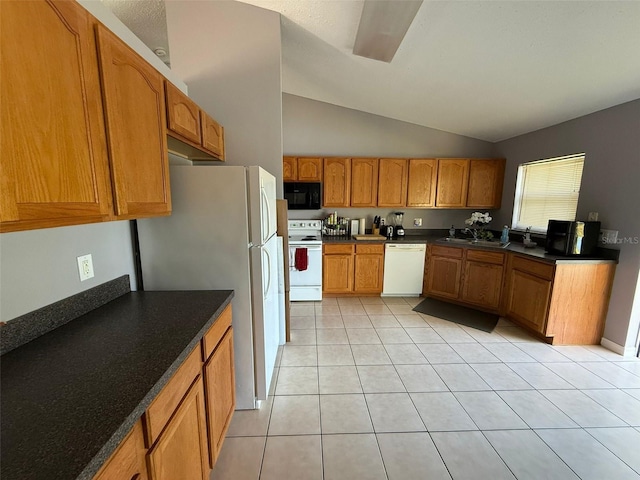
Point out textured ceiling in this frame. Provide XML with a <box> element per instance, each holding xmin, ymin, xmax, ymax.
<box><xmin>103</xmin><ymin>0</ymin><xmax>640</xmax><ymax>142</ymax></box>
<box><xmin>101</xmin><ymin>0</ymin><xmax>171</xmax><ymax>65</ymax></box>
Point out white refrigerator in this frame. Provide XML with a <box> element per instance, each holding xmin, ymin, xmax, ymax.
<box><xmin>137</xmin><ymin>165</ymin><xmax>281</xmax><ymax>410</ymax></box>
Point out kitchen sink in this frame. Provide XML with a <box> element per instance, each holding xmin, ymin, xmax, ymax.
<box><xmin>440</xmin><ymin>237</ymin><xmax>510</xmax><ymax>249</ymax></box>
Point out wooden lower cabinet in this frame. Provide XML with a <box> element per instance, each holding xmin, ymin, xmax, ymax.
<box><xmin>94</xmin><ymin>421</ymin><xmax>148</xmax><ymax>480</ymax></box>
<box><xmin>425</xmin><ymin>246</ymin><xmax>464</xmax><ymax>300</ymax></box>
<box><xmin>425</xmin><ymin>246</ymin><xmax>505</xmax><ymax>312</ymax></box>
<box><xmin>204</xmin><ymin>328</ymin><xmax>235</xmax><ymax>466</ymax></box>
<box><xmin>354</xmin><ymin>244</ymin><xmax>385</xmax><ymax>294</ymax></box>
<box><xmin>94</xmin><ymin>304</ymin><xmax>235</xmax><ymax>480</ymax></box>
<box><xmin>503</xmin><ymin>255</ymin><xmax>616</xmax><ymax>344</ymax></box>
<box><xmin>323</xmin><ymin>244</ymin><xmax>355</xmax><ymax>293</ymax></box>
<box><xmin>323</xmin><ymin>243</ymin><xmax>384</xmax><ymax>295</ymax></box>
<box><xmin>503</xmin><ymin>268</ymin><xmax>551</xmax><ymax>333</ymax></box>
<box><xmin>147</xmin><ymin>376</ymin><xmax>210</xmax><ymax>480</ymax></box>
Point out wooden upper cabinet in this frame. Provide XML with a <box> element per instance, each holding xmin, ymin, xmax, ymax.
<box><xmin>351</xmin><ymin>158</ymin><xmax>378</xmax><ymax>207</ymax></box>
<box><xmin>467</xmin><ymin>159</ymin><xmax>505</xmax><ymax>209</ymax></box>
<box><xmin>96</xmin><ymin>25</ymin><xmax>171</xmax><ymax>219</ymax></box>
<box><xmin>435</xmin><ymin>159</ymin><xmax>470</xmax><ymax>208</ymax></box>
<box><xmin>283</xmin><ymin>157</ymin><xmax>297</xmax><ymax>182</ymax></box>
<box><xmin>407</xmin><ymin>159</ymin><xmax>438</xmax><ymax>207</ymax></box>
<box><xmin>165</xmin><ymin>82</ymin><xmax>201</xmax><ymax>144</ymax></box>
<box><xmin>377</xmin><ymin>158</ymin><xmax>408</xmax><ymax>207</ymax></box>
<box><xmin>200</xmin><ymin>111</ymin><xmax>225</xmax><ymax>160</ymax></box>
<box><xmin>323</xmin><ymin>158</ymin><xmax>351</xmax><ymax>207</ymax></box>
<box><xmin>297</xmin><ymin>157</ymin><xmax>323</xmax><ymax>182</ymax></box>
<box><xmin>0</xmin><ymin>0</ymin><xmax>112</xmax><ymax>232</ymax></box>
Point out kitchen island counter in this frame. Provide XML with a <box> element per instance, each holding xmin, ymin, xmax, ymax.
<box><xmin>1</xmin><ymin>286</ymin><xmax>233</xmax><ymax>480</ymax></box>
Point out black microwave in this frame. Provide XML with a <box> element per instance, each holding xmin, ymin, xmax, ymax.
<box><xmin>284</xmin><ymin>182</ymin><xmax>322</xmax><ymax>210</ymax></box>
<box><xmin>545</xmin><ymin>220</ymin><xmax>601</xmax><ymax>256</ymax></box>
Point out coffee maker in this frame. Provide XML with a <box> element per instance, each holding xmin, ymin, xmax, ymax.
<box><xmin>394</xmin><ymin>212</ymin><xmax>405</xmax><ymax>238</ymax></box>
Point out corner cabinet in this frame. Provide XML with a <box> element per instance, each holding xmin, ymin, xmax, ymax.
<box><xmin>467</xmin><ymin>158</ymin><xmax>505</xmax><ymax>209</ymax></box>
<box><xmin>96</xmin><ymin>25</ymin><xmax>171</xmax><ymax>219</ymax></box>
<box><xmin>0</xmin><ymin>0</ymin><xmax>113</xmax><ymax>232</ymax></box>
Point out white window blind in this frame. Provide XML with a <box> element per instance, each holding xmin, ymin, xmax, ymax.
<box><xmin>512</xmin><ymin>154</ymin><xmax>585</xmax><ymax>232</ymax></box>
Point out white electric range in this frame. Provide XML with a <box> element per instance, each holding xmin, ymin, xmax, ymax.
<box><xmin>288</xmin><ymin>220</ymin><xmax>323</xmax><ymax>301</ymax></box>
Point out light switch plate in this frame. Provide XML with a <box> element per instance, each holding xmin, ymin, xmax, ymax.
<box><xmin>588</xmin><ymin>212</ymin><xmax>599</xmax><ymax>221</ymax></box>
<box><xmin>77</xmin><ymin>254</ymin><xmax>94</xmax><ymax>281</ymax></box>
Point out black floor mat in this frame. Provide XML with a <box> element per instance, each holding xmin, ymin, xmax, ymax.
<box><xmin>413</xmin><ymin>297</ymin><xmax>498</xmax><ymax>332</ymax></box>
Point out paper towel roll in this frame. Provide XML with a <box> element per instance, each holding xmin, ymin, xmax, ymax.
<box><xmin>359</xmin><ymin>218</ymin><xmax>366</xmax><ymax>235</ymax></box>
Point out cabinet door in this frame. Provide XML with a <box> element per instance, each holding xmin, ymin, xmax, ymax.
<box><xmin>354</xmin><ymin>254</ymin><xmax>384</xmax><ymax>293</ymax></box>
<box><xmin>435</xmin><ymin>159</ymin><xmax>469</xmax><ymax>208</ymax></box>
<box><xmin>0</xmin><ymin>0</ymin><xmax>112</xmax><ymax>232</ymax></box>
<box><xmin>147</xmin><ymin>376</ymin><xmax>210</xmax><ymax>480</ymax></box>
<box><xmin>283</xmin><ymin>157</ymin><xmax>297</xmax><ymax>182</ymax></box>
<box><xmin>426</xmin><ymin>255</ymin><xmax>462</xmax><ymax>299</ymax></box>
<box><xmin>377</xmin><ymin>158</ymin><xmax>408</xmax><ymax>207</ymax></box>
<box><xmin>94</xmin><ymin>421</ymin><xmax>148</xmax><ymax>480</ymax></box>
<box><xmin>165</xmin><ymin>82</ymin><xmax>201</xmax><ymax>144</ymax></box>
<box><xmin>467</xmin><ymin>159</ymin><xmax>505</xmax><ymax>209</ymax></box>
<box><xmin>297</xmin><ymin>157</ymin><xmax>322</xmax><ymax>182</ymax></box>
<box><xmin>323</xmin><ymin>254</ymin><xmax>354</xmax><ymax>293</ymax></box>
<box><xmin>96</xmin><ymin>25</ymin><xmax>171</xmax><ymax>219</ymax></box>
<box><xmin>351</xmin><ymin>158</ymin><xmax>378</xmax><ymax>207</ymax></box>
<box><xmin>407</xmin><ymin>159</ymin><xmax>438</xmax><ymax>207</ymax></box>
<box><xmin>505</xmin><ymin>269</ymin><xmax>552</xmax><ymax>333</ymax></box>
<box><xmin>204</xmin><ymin>328</ymin><xmax>235</xmax><ymax>467</ymax></box>
<box><xmin>323</xmin><ymin>158</ymin><xmax>351</xmax><ymax>207</ymax></box>
<box><xmin>461</xmin><ymin>261</ymin><xmax>504</xmax><ymax>310</ymax></box>
<box><xmin>201</xmin><ymin>111</ymin><xmax>225</xmax><ymax>160</ymax></box>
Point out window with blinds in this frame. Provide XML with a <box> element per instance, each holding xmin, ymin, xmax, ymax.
<box><xmin>512</xmin><ymin>154</ymin><xmax>585</xmax><ymax>233</ymax></box>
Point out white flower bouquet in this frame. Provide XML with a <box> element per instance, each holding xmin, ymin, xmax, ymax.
<box><xmin>464</xmin><ymin>211</ymin><xmax>494</xmax><ymax>241</ymax></box>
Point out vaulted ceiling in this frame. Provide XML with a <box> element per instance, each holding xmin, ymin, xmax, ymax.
<box><xmin>103</xmin><ymin>0</ymin><xmax>640</xmax><ymax>142</ymax></box>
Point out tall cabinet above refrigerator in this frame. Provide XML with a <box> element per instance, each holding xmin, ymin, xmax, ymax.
<box><xmin>137</xmin><ymin>165</ymin><xmax>281</xmax><ymax>410</ymax></box>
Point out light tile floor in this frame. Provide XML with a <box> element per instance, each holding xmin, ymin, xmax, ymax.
<box><xmin>212</xmin><ymin>296</ymin><xmax>640</xmax><ymax>480</ymax></box>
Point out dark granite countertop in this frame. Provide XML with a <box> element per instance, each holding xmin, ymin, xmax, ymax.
<box><xmin>322</xmin><ymin>230</ymin><xmax>617</xmax><ymax>264</ymax></box>
<box><xmin>1</xmin><ymin>289</ymin><xmax>234</xmax><ymax>480</ymax></box>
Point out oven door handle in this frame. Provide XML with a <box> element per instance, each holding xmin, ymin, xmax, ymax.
<box><xmin>290</xmin><ymin>245</ymin><xmax>322</xmax><ymax>251</ymax></box>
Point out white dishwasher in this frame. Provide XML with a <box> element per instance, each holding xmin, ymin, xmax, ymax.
<box><xmin>382</xmin><ymin>243</ymin><xmax>427</xmax><ymax>296</ymax></box>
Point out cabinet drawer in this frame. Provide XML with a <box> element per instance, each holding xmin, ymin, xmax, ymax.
<box><xmin>145</xmin><ymin>346</ymin><xmax>202</xmax><ymax>445</ymax></box>
<box><xmin>356</xmin><ymin>244</ymin><xmax>384</xmax><ymax>255</ymax></box>
<box><xmin>430</xmin><ymin>245</ymin><xmax>463</xmax><ymax>259</ymax></box>
<box><xmin>202</xmin><ymin>304</ymin><xmax>232</xmax><ymax>360</ymax></box>
<box><xmin>324</xmin><ymin>244</ymin><xmax>354</xmax><ymax>255</ymax></box>
<box><xmin>511</xmin><ymin>255</ymin><xmax>555</xmax><ymax>280</ymax></box>
<box><xmin>93</xmin><ymin>420</ymin><xmax>147</xmax><ymax>480</ymax></box>
<box><xmin>466</xmin><ymin>249</ymin><xmax>505</xmax><ymax>265</ymax></box>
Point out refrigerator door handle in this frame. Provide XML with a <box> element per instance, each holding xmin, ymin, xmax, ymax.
<box><xmin>264</xmin><ymin>246</ymin><xmax>272</xmax><ymax>299</ymax></box>
<box><xmin>261</xmin><ymin>186</ymin><xmax>271</xmax><ymax>243</ymax></box>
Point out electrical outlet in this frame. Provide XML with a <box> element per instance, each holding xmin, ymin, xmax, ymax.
<box><xmin>77</xmin><ymin>254</ymin><xmax>94</xmax><ymax>281</ymax></box>
<box><xmin>588</xmin><ymin>212</ymin><xmax>599</xmax><ymax>221</ymax></box>
<box><xmin>413</xmin><ymin>218</ymin><xmax>422</xmax><ymax>227</ymax></box>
